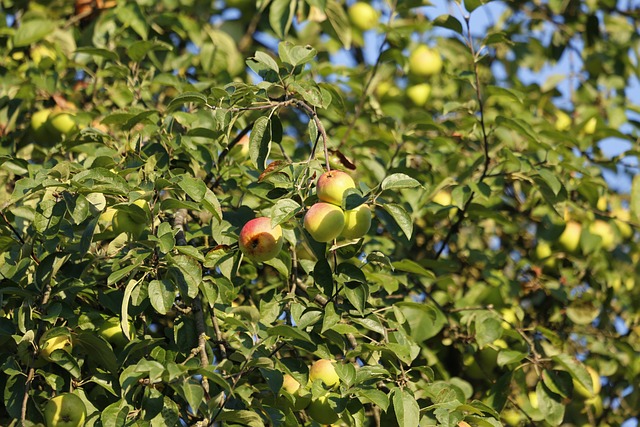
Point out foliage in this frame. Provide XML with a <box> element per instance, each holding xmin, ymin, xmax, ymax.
<box><xmin>1</xmin><ymin>0</ymin><xmax>639</xmax><ymax>426</ymax></box>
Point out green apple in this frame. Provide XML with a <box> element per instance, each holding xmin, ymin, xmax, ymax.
<box><xmin>44</xmin><ymin>393</ymin><xmax>86</xmax><ymax>427</ymax></box>
<box><xmin>230</xmin><ymin>134</ymin><xmax>250</xmax><ymax>161</ymax></box>
<box><xmin>31</xmin><ymin>109</ymin><xmax>52</xmax><ymax>136</ymax></box>
<box><xmin>573</xmin><ymin>365</ymin><xmax>601</xmax><ymax>398</ymax></box>
<box><xmin>316</xmin><ymin>170</ymin><xmax>356</xmax><ymax>206</ymax></box>
<box><xmin>280</xmin><ymin>374</ymin><xmax>311</xmax><ymax>411</ymax></box>
<box><xmin>39</xmin><ymin>332</ymin><xmax>73</xmax><ymax>362</ymax></box>
<box><xmin>558</xmin><ymin>221</ymin><xmax>582</xmax><ymax>252</ymax></box>
<box><xmin>583</xmin><ymin>117</ymin><xmax>597</xmax><ymax>134</ymax></box>
<box><xmin>376</xmin><ymin>80</ymin><xmax>402</xmax><ymax>101</ymax></box>
<box><xmin>238</xmin><ymin>217</ymin><xmax>284</xmax><ymax>262</ymax></box>
<box><xmin>47</xmin><ymin>111</ymin><xmax>77</xmax><ymax>137</ymax></box>
<box><xmin>555</xmin><ymin>110</ymin><xmax>572</xmax><ymax>131</ymax></box>
<box><xmin>112</xmin><ymin>199</ymin><xmax>150</xmax><ymax>239</ymax></box>
<box><xmin>535</xmin><ymin>240</ymin><xmax>556</xmax><ymax>268</ymax></box>
<box><xmin>501</xmin><ymin>408</ymin><xmax>524</xmax><ymax>426</ymax></box>
<box><xmin>282</xmin><ymin>374</ymin><xmax>301</xmax><ymax>394</ymax></box>
<box><xmin>589</xmin><ymin>219</ymin><xmax>615</xmax><ymax>250</ymax></box>
<box><xmin>98</xmin><ymin>317</ymin><xmax>131</xmax><ymax>347</ymax></box>
<box><xmin>613</xmin><ymin>208</ymin><xmax>633</xmax><ymax>239</ymax></box>
<box><xmin>408</xmin><ymin>45</ymin><xmax>443</xmax><ymax>77</ymax></box>
<box><xmin>432</xmin><ymin>190</ymin><xmax>452</xmax><ymax>206</ymax></box>
<box><xmin>341</xmin><ymin>204</ymin><xmax>371</xmax><ymax>240</ymax></box>
<box><xmin>407</xmin><ymin>83</ymin><xmax>431</xmax><ymax>107</ymax></box>
<box><xmin>348</xmin><ymin>2</ymin><xmax>379</xmax><ymax>31</ymax></box>
<box><xmin>309</xmin><ymin>359</ymin><xmax>340</xmax><ymax>388</ymax></box>
<box><xmin>304</xmin><ymin>203</ymin><xmax>346</xmax><ymax>242</ymax></box>
<box><xmin>307</xmin><ymin>393</ymin><xmax>339</xmax><ymax>425</ymax></box>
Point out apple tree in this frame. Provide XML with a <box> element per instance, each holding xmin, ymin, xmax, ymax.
<box><xmin>1</xmin><ymin>0</ymin><xmax>639</xmax><ymax>426</ymax></box>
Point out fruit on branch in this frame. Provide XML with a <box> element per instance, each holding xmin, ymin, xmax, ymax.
<box><xmin>589</xmin><ymin>219</ymin><xmax>615</xmax><ymax>250</ymax></box>
<box><xmin>307</xmin><ymin>393</ymin><xmax>339</xmax><ymax>425</ymax></box>
<box><xmin>582</xmin><ymin>117</ymin><xmax>597</xmax><ymax>134</ymax></box>
<box><xmin>47</xmin><ymin>110</ymin><xmax>78</xmax><ymax>137</ymax></box>
<box><xmin>558</xmin><ymin>220</ymin><xmax>582</xmax><ymax>253</ymax></box>
<box><xmin>112</xmin><ymin>199</ymin><xmax>150</xmax><ymax>239</ymax></box>
<box><xmin>432</xmin><ymin>190</ymin><xmax>452</xmax><ymax>206</ymax></box>
<box><xmin>230</xmin><ymin>134</ymin><xmax>250</xmax><ymax>161</ymax></box>
<box><xmin>613</xmin><ymin>208</ymin><xmax>633</xmax><ymax>239</ymax></box>
<box><xmin>98</xmin><ymin>317</ymin><xmax>131</xmax><ymax>347</ymax></box>
<box><xmin>280</xmin><ymin>374</ymin><xmax>311</xmax><ymax>411</ymax></box>
<box><xmin>44</xmin><ymin>393</ymin><xmax>86</xmax><ymax>427</ymax></box>
<box><xmin>555</xmin><ymin>110</ymin><xmax>572</xmax><ymax>131</ymax></box>
<box><xmin>238</xmin><ymin>217</ymin><xmax>284</xmax><ymax>262</ymax></box>
<box><xmin>341</xmin><ymin>204</ymin><xmax>372</xmax><ymax>240</ymax></box>
<box><xmin>534</xmin><ymin>240</ymin><xmax>556</xmax><ymax>268</ymax></box>
<box><xmin>39</xmin><ymin>332</ymin><xmax>73</xmax><ymax>362</ymax></box>
<box><xmin>348</xmin><ymin>2</ymin><xmax>379</xmax><ymax>31</ymax></box>
<box><xmin>309</xmin><ymin>359</ymin><xmax>340</xmax><ymax>388</ymax></box>
<box><xmin>316</xmin><ymin>170</ymin><xmax>356</xmax><ymax>206</ymax></box>
<box><xmin>409</xmin><ymin>45</ymin><xmax>443</xmax><ymax>77</ymax></box>
<box><xmin>282</xmin><ymin>374</ymin><xmax>301</xmax><ymax>394</ymax></box>
<box><xmin>31</xmin><ymin>108</ymin><xmax>53</xmax><ymax>138</ymax></box>
<box><xmin>304</xmin><ymin>203</ymin><xmax>345</xmax><ymax>242</ymax></box>
<box><xmin>407</xmin><ymin>83</ymin><xmax>431</xmax><ymax>107</ymax></box>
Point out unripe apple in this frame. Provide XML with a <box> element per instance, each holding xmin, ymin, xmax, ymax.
<box><xmin>280</xmin><ymin>374</ymin><xmax>311</xmax><ymax>411</ymax></box>
<box><xmin>309</xmin><ymin>359</ymin><xmax>340</xmax><ymax>388</ymax></box>
<box><xmin>589</xmin><ymin>219</ymin><xmax>615</xmax><ymax>250</ymax></box>
<box><xmin>307</xmin><ymin>393</ymin><xmax>339</xmax><ymax>425</ymax></box>
<box><xmin>44</xmin><ymin>393</ymin><xmax>86</xmax><ymax>427</ymax></box>
<box><xmin>238</xmin><ymin>217</ymin><xmax>284</xmax><ymax>262</ymax></box>
<box><xmin>535</xmin><ymin>240</ymin><xmax>556</xmax><ymax>268</ymax></box>
<box><xmin>304</xmin><ymin>203</ymin><xmax>346</xmax><ymax>242</ymax></box>
<box><xmin>407</xmin><ymin>83</ymin><xmax>431</xmax><ymax>107</ymax></box>
<box><xmin>583</xmin><ymin>117</ymin><xmax>597</xmax><ymax>134</ymax></box>
<box><xmin>282</xmin><ymin>374</ymin><xmax>301</xmax><ymax>394</ymax></box>
<box><xmin>348</xmin><ymin>2</ymin><xmax>379</xmax><ymax>31</ymax></box>
<box><xmin>47</xmin><ymin>111</ymin><xmax>77</xmax><ymax>137</ymax></box>
<box><xmin>573</xmin><ymin>365</ymin><xmax>601</xmax><ymax>398</ymax></box>
<box><xmin>31</xmin><ymin>109</ymin><xmax>52</xmax><ymax>135</ymax></box>
<box><xmin>558</xmin><ymin>221</ymin><xmax>582</xmax><ymax>253</ymax></box>
<box><xmin>316</xmin><ymin>170</ymin><xmax>356</xmax><ymax>206</ymax></box>
<box><xmin>432</xmin><ymin>190</ymin><xmax>452</xmax><ymax>206</ymax></box>
<box><xmin>408</xmin><ymin>45</ymin><xmax>443</xmax><ymax>77</ymax></box>
<box><xmin>341</xmin><ymin>204</ymin><xmax>371</xmax><ymax>240</ymax></box>
<box><xmin>39</xmin><ymin>333</ymin><xmax>73</xmax><ymax>362</ymax></box>
<box><xmin>112</xmin><ymin>199</ymin><xmax>150</xmax><ymax>239</ymax></box>
<box><xmin>555</xmin><ymin>110</ymin><xmax>572</xmax><ymax>131</ymax></box>
<box><xmin>98</xmin><ymin>317</ymin><xmax>131</xmax><ymax>347</ymax></box>
<box><xmin>613</xmin><ymin>208</ymin><xmax>633</xmax><ymax>239</ymax></box>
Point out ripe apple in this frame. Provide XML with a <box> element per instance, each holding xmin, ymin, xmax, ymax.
<box><xmin>408</xmin><ymin>45</ymin><xmax>443</xmax><ymax>77</ymax></box>
<box><xmin>44</xmin><ymin>393</ymin><xmax>86</xmax><ymax>427</ymax></box>
<box><xmin>47</xmin><ymin>111</ymin><xmax>77</xmax><ymax>137</ymax></box>
<box><xmin>307</xmin><ymin>393</ymin><xmax>339</xmax><ymax>425</ymax></box>
<box><xmin>280</xmin><ymin>374</ymin><xmax>311</xmax><ymax>411</ymax></box>
<box><xmin>407</xmin><ymin>83</ymin><xmax>431</xmax><ymax>107</ymax></box>
<box><xmin>589</xmin><ymin>219</ymin><xmax>615</xmax><ymax>250</ymax></box>
<box><xmin>309</xmin><ymin>359</ymin><xmax>340</xmax><ymax>388</ymax></box>
<box><xmin>282</xmin><ymin>374</ymin><xmax>301</xmax><ymax>394</ymax></box>
<box><xmin>238</xmin><ymin>217</ymin><xmax>284</xmax><ymax>262</ymax></box>
<box><xmin>39</xmin><ymin>333</ymin><xmax>73</xmax><ymax>362</ymax></box>
<box><xmin>304</xmin><ymin>203</ymin><xmax>346</xmax><ymax>242</ymax></box>
<box><xmin>341</xmin><ymin>204</ymin><xmax>371</xmax><ymax>240</ymax></box>
<box><xmin>348</xmin><ymin>2</ymin><xmax>379</xmax><ymax>31</ymax></box>
<box><xmin>112</xmin><ymin>199</ymin><xmax>150</xmax><ymax>239</ymax></box>
<box><xmin>573</xmin><ymin>365</ymin><xmax>601</xmax><ymax>398</ymax></box>
<box><xmin>98</xmin><ymin>317</ymin><xmax>131</xmax><ymax>347</ymax></box>
<box><xmin>558</xmin><ymin>220</ymin><xmax>582</xmax><ymax>253</ymax></box>
<box><xmin>316</xmin><ymin>170</ymin><xmax>356</xmax><ymax>206</ymax></box>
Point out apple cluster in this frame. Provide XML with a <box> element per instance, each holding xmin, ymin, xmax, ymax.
<box><xmin>304</xmin><ymin>170</ymin><xmax>372</xmax><ymax>243</ymax></box>
<box><xmin>30</xmin><ymin>108</ymin><xmax>78</xmax><ymax>146</ymax></box>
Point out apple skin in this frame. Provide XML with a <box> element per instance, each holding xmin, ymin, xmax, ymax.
<box><xmin>44</xmin><ymin>393</ymin><xmax>86</xmax><ymax>427</ymax></box>
<box><xmin>348</xmin><ymin>2</ymin><xmax>379</xmax><ymax>31</ymax></box>
<box><xmin>307</xmin><ymin>393</ymin><xmax>339</xmax><ymax>425</ymax></box>
<box><xmin>589</xmin><ymin>219</ymin><xmax>615</xmax><ymax>250</ymax></box>
<box><xmin>39</xmin><ymin>334</ymin><xmax>73</xmax><ymax>362</ymax></box>
<box><xmin>558</xmin><ymin>221</ymin><xmax>582</xmax><ymax>253</ymax></box>
<box><xmin>613</xmin><ymin>208</ymin><xmax>633</xmax><ymax>239</ymax></box>
<box><xmin>535</xmin><ymin>240</ymin><xmax>556</xmax><ymax>268</ymax></box>
<box><xmin>341</xmin><ymin>204</ymin><xmax>371</xmax><ymax>240</ymax></box>
<box><xmin>304</xmin><ymin>203</ymin><xmax>346</xmax><ymax>243</ymax></box>
<box><xmin>282</xmin><ymin>374</ymin><xmax>301</xmax><ymax>394</ymax></box>
<box><xmin>280</xmin><ymin>374</ymin><xmax>311</xmax><ymax>411</ymax></box>
<box><xmin>230</xmin><ymin>134</ymin><xmax>250</xmax><ymax>161</ymax></box>
<box><xmin>112</xmin><ymin>199</ymin><xmax>149</xmax><ymax>239</ymax></box>
<box><xmin>238</xmin><ymin>217</ymin><xmax>284</xmax><ymax>262</ymax></box>
<box><xmin>432</xmin><ymin>190</ymin><xmax>452</xmax><ymax>206</ymax></box>
<box><xmin>555</xmin><ymin>110</ymin><xmax>572</xmax><ymax>131</ymax></box>
<box><xmin>309</xmin><ymin>359</ymin><xmax>340</xmax><ymax>388</ymax></box>
<box><xmin>316</xmin><ymin>170</ymin><xmax>356</xmax><ymax>206</ymax></box>
<box><xmin>409</xmin><ymin>45</ymin><xmax>443</xmax><ymax>77</ymax></box>
<box><xmin>407</xmin><ymin>83</ymin><xmax>431</xmax><ymax>107</ymax></box>
<box><xmin>47</xmin><ymin>111</ymin><xmax>77</xmax><ymax>137</ymax></box>
<box><xmin>98</xmin><ymin>317</ymin><xmax>131</xmax><ymax>347</ymax></box>
<box><xmin>31</xmin><ymin>109</ymin><xmax>52</xmax><ymax>136</ymax></box>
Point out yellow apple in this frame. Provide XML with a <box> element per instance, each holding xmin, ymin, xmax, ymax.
<box><xmin>39</xmin><ymin>332</ymin><xmax>73</xmax><ymax>362</ymax></box>
<box><xmin>238</xmin><ymin>217</ymin><xmax>284</xmax><ymax>262</ymax></box>
<box><xmin>316</xmin><ymin>170</ymin><xmax>356</xmax><ymax>206</ymax></box>
<box><xmin>112</xmin><ymin>199</ymin><xmax>150</xmax><ymax>239</ymax></box>
<box><xmin>555</xmin><ymin>110</ymin><xmax>572</xmax><ymax>131</ymax></box>
<box><xmin>409</xmin><ymin>45</ymin><xmax>443</xmax><ymax>77</ymax></box>
<box><xmin>535</xmin><ymin>240</ymin><xmax>556</xmax><ymax>268</ymax></box>
<box><xmin>583</xmin><ymin>117</ymin><xmax>597</xmax><ymax>134</ymax></box>
<box><xmin>309</xmin><ymin>359</ymin><xmax>340</xmax><ymax>388</ymax></box>
<box><xmin>407</xmin><ymin>83</ymin><xmax>431</xmax><ymax>107</ymax></box>
<box><xmin>304</xmin><ymin>203</ymin><xmax>345</xmax><ymax>242</ymax></box>
<box><xmin>348</xmin><ymin>2</ymin><xmax>379</xmax><ymax>31</ymax></box>
<box><xmin>44</xmin><ymin>393</ymin><xmax>86</xmax><ymax>427</ymax></box>
<box><xmin>307</xmin><ymin>393</ymin><xmax>339</xmax><ymax>425</ymax></box>
<box><xmin>341</xmin><ymin>204</ymin><xmax>371</xmax><ymax>240</ymax></box>
<box><xmin>282</xmin><ymin>374</ymin><xmax>300</xmax><ymax>394</ymax></box>
<box><xmin>558</xmin><ymin>221</ymin><xmax>582</xmax><ymax>252</ymax></box>
<box><xmin>432</xmin><ymin>190</ymin><xmax>452</xmax><ymax>206</ymax></box>
<box><xmin>589</xmin><ymin>219</ymin><xmax>615</xmax><ymax>250</ymax></box>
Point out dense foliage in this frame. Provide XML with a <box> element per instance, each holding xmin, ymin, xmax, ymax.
<box><xmin>1</xmin><ymin>0</ymin><xmax>639</xmax><ymax>426</ymax></box>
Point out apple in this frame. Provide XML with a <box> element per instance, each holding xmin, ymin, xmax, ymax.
<box><xmin>613</xmin><ymin>208</ymin><xmax>633</xmax><ymax>239</ymax></box>
<box><xmin>341</xmin><ymin>204</ymin><xmax>371</xmax><ymax>240</ymax></box>
<box><xmin>501</xmin><ymin>409</ymin><xmax>524</xmax><ymax>426</ymax></box>
<box><xmin>280</xmin><ymin>374</ymin><xmax>311</xmax><ymax>411</ymax></box>
<box><xmin>589</xmin><ymin>219</ymin><xmax>615</xmax><ymax>250</ymax></box>
<box><xmin>47</xmin><ymin>111</ymin><xmax>77</xmax><ymax>137</ymax></box>
<box><xmin>282</xmin><ymin>374</ymin><xmax>301</xmax><ymax>394</ymax></box>
<box><xmin>39</xmin><ymin>332</ymin><xmax>73</xmax><ymax>362</ymax></box>
<box><xmin>432</xmin><ymin>190</ymin><xmax>452</xmax><ymax>206</ymax></box>
<box><xmin>596</xmin><ymin>196</ymin><xmax>608</xmax><ymax>212</ymax></box>
<box><xmin>309</xmin><ymin>359</ymin><xmax>340</xmax><ymax>388</ymax></box>
<box><xmin>307</xmin><ymin>393</ymin><xmax>339</xmax><ymax>425</ymax></box>
<box><xmin>238</xmin><ymin>217</ymin><xmax>284</xmax><ymax>262</ymax></box>
<box><xmin>458</xmin><ymin>422</ymin><xmax>472</xmax><ymax>427</ymax></box>
<box><xmin>583</xmin><ymin>117</ymin><xmax>597</xmax><ymax>134</ymax></box>
<box><xmin>230</xmin><ymin>134</ymin><xmax>250</xmax><ymax>161</ymax></box>
<box><xmin>44</xmin><ymin>393</ymin><xmax>86</xmax><ymax>427</ymax></box>
<box><xmin>348</xmin><ymin>2</ymin><xmax>379</xmax><ymax>31</ymax></box>
<box><xmin>535</xmin><ymin>240</ymin><xmax>556</xmax><ymax>268</ymax></box>
<box><xmin>376</xmin><ymin>80</ymin><xmax>402</xmax><ymax>101</ymax></box>
<box><xmin>304</xmin><ymin>203</ymin><xmax>346</xmax><ymax>242</ymax></box>
<box><xmin>316</xmin><ymin>170</ymin><xmax>356</xmax><ymax>206</ymax></box>
<box><xmin>31</xmin><ymin>109</ymin><xmax>52</xmax><ymax>136</ymax></box>
<box><xmin>574</xmin><ymin>365</ymin><xmax>601</xmax><ymax>398</ymax></box>
<box><xmin>112</xmin><ymin>199</ymin><xmax>150</xmax><ymax>239</ymax></box>
<box><xmin>98</xmin><ymin>317</ymin><xmax>131</xmax><ymax>347</ymax></box>
<box><xmin>408</xmin><ymin>45</ymin><xmax>443</xmax><ymax>77</ymax></box>
<box><xmin>555</xmin><ymin>110</ymin><xmax>572</xmax><ymax>131</ymax></box>
<box><xmin>407</xmin><ymin>83</ymin><xmax>431</xmax><ymax>107</ymax></box>
<box><xmin>558</xmin><ymin>221</ymin><xmax>582</xmax><ymax>253</ymax></box>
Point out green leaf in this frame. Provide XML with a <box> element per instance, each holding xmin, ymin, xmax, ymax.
<box><xmin>180</xmin><ymin>381</ymin><xmax>204</xmax><ymax>416</ymax></box>
<box><xmin>321</xmin><ymin>302</ymin><xmax>340</xmax><ymax>333</ymax></box>
<box><xmin>392</xmin><ymin>388</ymin><xmax>420</xmax><ymax>427</ymax></box>
<box><xmin>630</xmin><ymin>174</ymin><xmax>640</xmax><ymax>221</ymax></box>
<box><xmin>168</xmin><ymin>254</ymin><xmax>202</xmax><ymax>299</ymax></box>
<box><xmin>253</xmin><ymin>51</ymin><xmax>280</xmax><ymax>73</ymax></box>
<box><xmin>382</xmin><ymin>204</ymin><xmax>413</xmax><ymax>239</ymax></box>
<box><xmin>381</xmin><ymin>173</ymin><xmax>421</xmax><ymax>191</ymax></box>
<box><xmin>433</xmin><ymin>14</ymin><xmax>463</xmax><ymax>35</ymax></box>
<box><xmin>178</xmin><ymin>175</ymin><xmax>207</xmax><ymax>201</ymax></box>
<box><xmin>267</xmin><ymin>325</ymin><xmax>313</xmax><ymax>343</ymax></box>
<box><xmin>395</xmin><ymin>302</ymin><xmax>443</xmax><ymax>342</ymax></box>
<box><xmin>269</xmin><ymin>0</ymin><xmax>296</xmax><ymax>39</ymax></box>
<box><xmin>101</xmin><ymin>401</ymin><xmax>131</xmax><ymax>427</ymax></box>
<box><xmin>357</xmin><ymin>388</ymin><xmax>390</xmax><ymax>411</ymax></box>
<box><xmin>537</xmin><ymin>169</ymin><xmax>563</xmax><ymax>196</ymax></box>
<box><xmin>475</xmin><ymin>312</ymin><xmax>502</xmax><ymax>348</ymax></box>
<box><xmin>325</xmin><ymin>0</ymin><xmax>352</xmax><ymax>48</ymax></box>
<box><xmin>552</xmin><ymin>354</ymin><xmax>593</xmax><ymax>393</ymax></box>
<box><xmin>148</xmin><ymin>280</ymin><xmax>175</xmax><ymax>315</ymax></box>
<box><xmin>127</xmin><ymin>39</ymin><xmax>172</xmax><ymax>62</ymax></box>
<box><xmin>250</xmin><ymin>116</ymin><xmax>272</xmax><ymax>170</ymax></box>
<box><xmin>13</xmin><ymin>20</ymin><xmax>55</xmax><ymax>47</ymax></box>
<box><xmin>271</xmin><ymin>199</ymin><xmax>301</xmax><ymax>227</ymax></box>
<box><xmin>167</xmin><ymin>92</ymin><xmax>208</xmax><ymax>112</ymax></box>
<box><xmin>216</xmin><ymin>410</ymin><xmax>266</xmax><ymax>426</ymax></box>
<box><xmin>391</xmin><ymin>259</ymin><xmax>434</xmax><ymax>278</ymax></box>
<box><xmin>536</xmin><ymin>381</ymin><xmax>565</xmax><ymax>426</ymax></box>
